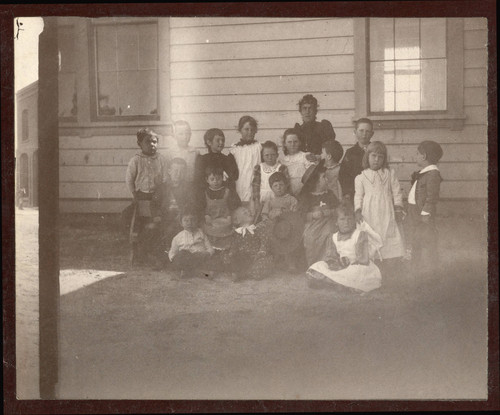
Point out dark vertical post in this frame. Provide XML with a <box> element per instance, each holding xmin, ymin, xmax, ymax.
<box><xmin>38</xmin><ymin>16</ymin><xmax>60</xmax><ymax>399</ymax></box>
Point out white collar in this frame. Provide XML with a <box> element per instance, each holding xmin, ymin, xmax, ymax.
<box><xmin>419</xmin><ymin>165</ymin><xmax>439</xmax><ymax>174</ymax></box>
<box><xmin>363</xmin><ymin>168</ymin><xmax>389</xmax><ymax>184</ymax></box>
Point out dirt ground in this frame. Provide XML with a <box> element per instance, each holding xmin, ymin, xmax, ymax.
<box><xmin>16</xmin><ymin>209</ymin><xmax>489</xmax><ymax>400</ymax></box>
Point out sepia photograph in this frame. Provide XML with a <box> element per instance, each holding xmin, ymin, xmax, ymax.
<box><xmin>5</xmin><ymin>1</ymin><xmax>497</xmax><ymax>412</ymax></box>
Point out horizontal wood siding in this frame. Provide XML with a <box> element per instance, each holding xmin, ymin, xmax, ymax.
<box><xmin>60</xmin><ymin>17</ymin><xmax>488</xmax><ymax>213</ymax></box>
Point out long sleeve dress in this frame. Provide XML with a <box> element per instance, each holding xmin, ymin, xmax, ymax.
<box><xmin>354</xmin><ymin>168</ymin><xmax>405</xmax><ymax>259</ymax></box>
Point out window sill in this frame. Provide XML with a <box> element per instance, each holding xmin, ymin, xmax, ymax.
<box><xmin>353</xmin><ymin>113</ymin><xmax>466</xmax><ymax>130</ymax></box>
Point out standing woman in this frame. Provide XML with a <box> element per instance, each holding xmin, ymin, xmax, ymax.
<box><xmin>294</xmin><ymin>94</ymin><xmax>336</xmax><ymax>157</ymax></box>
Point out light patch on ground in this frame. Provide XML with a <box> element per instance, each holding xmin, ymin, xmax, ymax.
<box><xmin>59</xmin><ymin>270</ymin><xmax>125</xmax><ymax>295</ymax></box>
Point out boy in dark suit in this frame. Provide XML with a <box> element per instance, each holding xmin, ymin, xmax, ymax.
<box><xmin>406</xmin><ymin>140</ymin><xmax>443</xmax><ymax>280</ymax></box>
<box><xmin>339</xmin><ymin>118</ymin><xmax>374</xmax><ymax>200</ymax></box>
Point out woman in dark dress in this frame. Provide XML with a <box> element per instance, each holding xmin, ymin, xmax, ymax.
<box><xmin>294</xmin><ymin>94</ymin><xmax>336</xmax><ymax>156</ymax></box>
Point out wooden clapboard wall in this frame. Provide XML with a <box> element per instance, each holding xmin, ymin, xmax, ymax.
<box><xmin>58</xmin><ymin>17</ymin><xmax>488</xmax><ymax>213</ymax></box>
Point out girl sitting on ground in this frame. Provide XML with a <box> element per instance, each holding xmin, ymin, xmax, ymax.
<box><xmin>251</xmin><ymin>140</ymin><xmax>290</xmax><ymax>217</ymax></box>
<box><xmin>298</xmin><ymin>160</ymin><xmax>339</xmax><ymax>266</ymax></box>
<box><xmin>194</xmin><ymin>128</ymin><xmax>239</xmax><ymax>192</ymax></box>
<box><xmin>279</xmin><ymin>128</ymin><xmax>315</xmax><ymax>196</ymax></box>
<box><xmin>306</xmin><ymin>200</ymin><xmax>382</xmax><ymax>293</ymax></box>
<box><xmin>168</xmin><ymin>208</ymin><xmax>215</xmax><ymax>278</ymax></box>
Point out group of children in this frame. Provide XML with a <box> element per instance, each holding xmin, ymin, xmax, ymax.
<box><xmin>126</xmin><ymin>106</ymin><xmax>444</xmax><ymax>292</ymax></box>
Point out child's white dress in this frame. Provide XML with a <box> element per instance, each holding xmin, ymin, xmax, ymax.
<box><xmin>354</xmin><ymin>168</ymin><xmax>405</xmax><ymax>259</ymax></box>
<box><xmin>230</xmin><ymin>141</ymin><xmax>262</xmax><ymax>203</ymax></box>
<box><xmin>279</xmin><ymin>151</ymin><xmax>314</xmax><ymax>196</ymax></box>
<box><xmin>307</xmin><ymin>224</ymin><xmax>382</xmax><ymax>292</ymax></box>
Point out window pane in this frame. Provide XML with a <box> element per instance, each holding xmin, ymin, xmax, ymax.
<box><xmin>97</xmin><ymin>72</ymin><xmax>118</xmax><ymax>116</ymax></box>
<box><xmin>96</xmin><ymin>26</ymin><xmax>117</xmax><ymax>72</ymax></box>
<box><xmin>58</xmin><ymin>26</ymin><xmax>75</xmax><ymax>72</ymax></box>
<box><xmin>395</xmin><ymin>18</ymin><xmax>420</xmax><ymax>60</ymax></box>
<box><xmin>421</xmin><ymin>59</ymin><xmax>447</xmax><ymax>110</ymax></box>
<box><xmin>370</xmin><ymin>61</ymin><xmax>395</xmax><ymax>112</ymax></box>
<box><xmin>117</xmin><ymin>25</ymin><xmax>138</xmax><ymax>71</ymax></box>
<box><xmin>117</xmin><ymin>70</ymin><xmax>157</xmax><ymax>116</ymax></box>
<box><xmin>139</xmin><ymin>24</ymin><xmax>158</xmax><ymax>70</ymax></box>
<box><xmin>59</xmin><ymin>73</ymin><xmax>77</xmax><ymax>117</ymax></box>
<box><xmin>370</xmin><ymin>18</ymin><xmax>394</xmax><ymax>61</ymax></box>
<box><xmin>395</xmin><ymin>59</ymin><xmax>421</xmax><ymax>111</ymax></box>
<box><xmin>421</xmin><ymin>18</ymin><xmax>446</xmax><ymax>58</ymax></box>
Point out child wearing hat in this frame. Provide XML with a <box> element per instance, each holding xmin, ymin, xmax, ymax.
<box><xmin>125</xmin><ymin>127</ymin><xmax>169</xmax><ymax>266</ymax></box>
<box><xmin>224</xmin><ymin>206</ymin><xmax>273</xmax><ymax>280</ymax></box>
<box><xmin>406</xmin><ymin>140</ymin><xmax>444</xmax><ymax>280</ymax></box>
<box><xmin>298</xmin><ymin>160</ymin><xmax>340</xmax><ymax>266</ymax></box>
<box><xmin>306</xmin><ymin>200</ymin><xmax>382</xmax><ymax>293</ymax></box>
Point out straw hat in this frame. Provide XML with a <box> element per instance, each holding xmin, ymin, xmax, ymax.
<box><xmin>270</xmin><ymin>211</ymin><xmax>304</xmax><ymax>255</ymax></box>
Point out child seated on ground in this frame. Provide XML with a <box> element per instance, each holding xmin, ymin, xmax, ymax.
<box><xmin>125</xmin><ymin>127</ymin><xmax>169</xmax><ymax>267</ymax></box>
<box><xmin>167</xmin><ymin>120</ymin><xmax>199</xmax><ymax>185</ymax></box>
<box><xmin>406</xmin><ymin>140</ymin><xmax>444</xmax><ymax>281</ymax></box>
<box><xmin>194</xmin><ymin>128</ymin><xmax>239</xmax><ymax>192</ymax></box>
<box><xmin>298</xmin><ymin>160</ymin><xmax>339</xmax><ymax>266</ymax></box>
<box><xmin>168</xmin><ymin>208</ymin><xmax>215</xmax><ymax>278</ymax></box>
<box><xmin>223</xmin><ymin>206</ymin><xmax>273</xmax><ymax>281</ymax></box>
<box><xmin>306</xmin><ymin>200</ymin><xmax>382</xmax><ymax>293</ymax></box>
<box><xmin>321</xmin><ymin>139</ymin><xmax>344</xmax><ymax>200</ymax></box>
<box><xmin>279</xmin><ymin>128</ymin><xmax>315</xmax><ymax>196</ymax></box>
<box><xmin>162</xmin><ymin>158</ymin><xmax>196</xmax><ymax>255</ymax></box>
<box><xmin>252</xmin><ymin>140</ymin><xmax>290</xmax><ymax>217</ymax></box>
<box><xmin>199</xmin><ymin>166</ymin><xmax>241</xmax><ymax>250</ymax></box>
<box><xmin>261</xmin><ymin>171</ymin><xmax>298</xmax><ymax>221</ymax></box>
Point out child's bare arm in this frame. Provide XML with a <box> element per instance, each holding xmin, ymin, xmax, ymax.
<box><xmin>353</xmin><ymin>231</ymin><xmax>370</xmax><ymax>265</ymax></box>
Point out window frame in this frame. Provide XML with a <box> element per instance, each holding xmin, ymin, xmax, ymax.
<box><xmin>57</xmin><ymin>23</ymin><xmax>78</xmax><ymax>122</ymax></box>
<box><xmin>354</xmin><ymin>17</ymin><xmax>466</xmax><ymax>130</ymax></box>
<box><xmin>88</xmin><ymin>17</ymin><xmax>161</xmax><ymax>122</ymax></box>
<box><xmin>21</xmin><ymin>109</ymin><xmax>29</xmax><ymax>141</ymax></box>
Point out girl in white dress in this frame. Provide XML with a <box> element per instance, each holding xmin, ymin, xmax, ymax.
<box><xmin>230</xmin><ymin>116</ymin><xmax>262</xmax><ymax>213</ymax></box>
<box><xmin>279</xmin><ymin>128</ymin><xmax>315</xmax><ymax>196</ymax></box>
<box><xmin>354</xmin><ymin>141</ymin><xmax>405</xmax><ymax>262</ymax></box>
<box><xmin>307</xmin><ymin>201</ymin><xmax>383</xmax><ymax>293</ymax></box>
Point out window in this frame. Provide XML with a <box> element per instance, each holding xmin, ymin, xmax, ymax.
<box><xmin>58</xmin><ymin>25</ymin><xmax>78</xmax><ymax>118</ymax></box>
<box><xmin>354</xmin><ymin>18</ymin><xmax>465</xmax><ymax>129</ymax></box>
<box><xmin>22</xmin><ymin>109</ymin><xmax>29</xmax><ymax>141</ymax></box>
<box><xmin>91</xmin><ymin>19</ymin><xmax>159</xmax><ymax>120</ymax></box>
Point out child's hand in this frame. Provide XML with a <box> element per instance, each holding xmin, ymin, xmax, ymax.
<box><xmin>355</xmin><ymin>209</ymin><xmax>363</xmax><ymax>224</ymax></box>
<box><xmin>312</xmin><ymin>210</ymin><xmax>323</xmax><ymax>220</ymax></box>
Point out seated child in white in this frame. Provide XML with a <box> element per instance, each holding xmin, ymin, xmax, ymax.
<box><xmin>169</xmin><ymin>208</ymin><xmax>214</xmax><ymax>276</ymax></box>
<box><xmin>306</xmin><ymin>201</ymin><xmax>382</xmax><ymax>293</ymax></box>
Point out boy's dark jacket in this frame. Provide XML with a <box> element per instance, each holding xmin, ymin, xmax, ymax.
<box><xmin>410</xmin><ymin>169</ymin><xmax>442</xmax><ymax>216</ymax></box>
